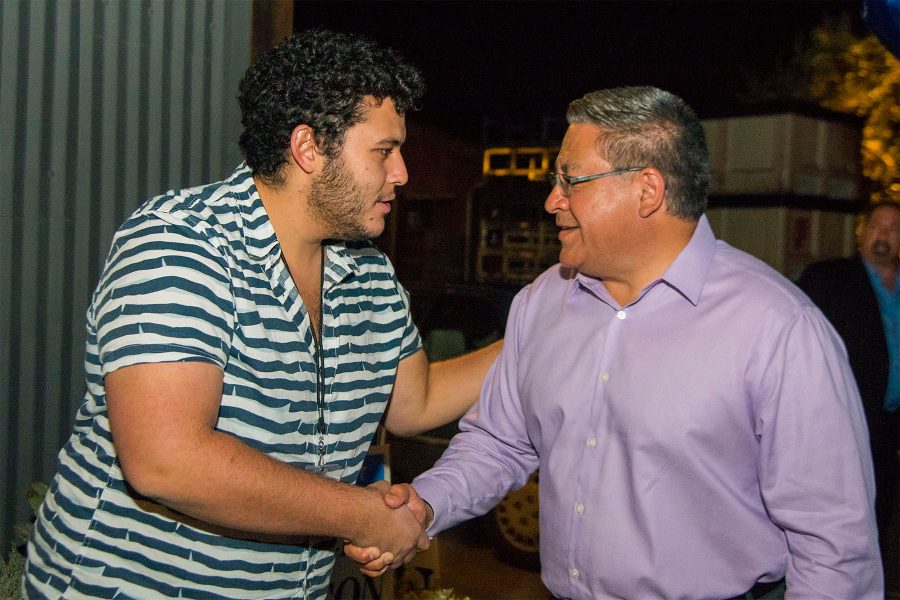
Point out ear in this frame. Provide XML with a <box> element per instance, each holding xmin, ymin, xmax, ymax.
<box><xmin>637</xmin><ymin>168</ymin><xmax>666</xmax><ymax>219</ymax></box>
<box><xmin>289</xmin><ymin>124</ymin><xmax>320</xmax><ymax>174</ymax></box>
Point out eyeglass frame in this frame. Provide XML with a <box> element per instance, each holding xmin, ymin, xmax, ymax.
<box><xmin>547</xmin><ymin>166</ymin><xmax>645</xmax><ymax>195</ymax></box>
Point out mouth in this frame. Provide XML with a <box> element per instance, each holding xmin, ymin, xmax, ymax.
<box><xmin>556</xmin><ymin>223</ymin><xmax>579</xmax><ymax>238</ymax></box>
<box><xmin>376</xmin><ymin>196</ymin><xmax>394</xmax><ymax>213</ymax></box>
<box><xmin>872</xmin><ymin>240</ymin><xmax>890</xmax><ymax>253</ymax></box>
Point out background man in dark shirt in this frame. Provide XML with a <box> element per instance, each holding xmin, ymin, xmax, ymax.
<box><xmin>799</xmin><ymin>201</ymin><xmax>900</xmax><ymax>563</ymax></box>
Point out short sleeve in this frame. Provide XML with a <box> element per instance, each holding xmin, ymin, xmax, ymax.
<box><xmin>394</xmin><ymin>274</ymin><xmax>422</xmax><ymax>361</ymax></box>
<box><xmin>92</xmin><ymin>212</ymin><xmax>235</xmax><ymax>375</ymax></box>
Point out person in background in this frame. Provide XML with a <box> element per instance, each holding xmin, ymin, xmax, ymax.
<box><xmin>798</xmin><ymin>200</ymin><xmax>900</xmax><ymax>572</ymax></box>
<box><xmin>349</xmin><ymin>86</ymin><xmax>882</xmax><ymax>599</ymax></box>
<box><xmin>24</xmin><ymin>29</ymin><xmax>499</xmax><ymax>599</ymax></box>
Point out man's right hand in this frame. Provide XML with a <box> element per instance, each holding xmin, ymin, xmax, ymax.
<box><xmin>350</xmin><ymin>482</ymin><xmax>429</xmax><ymax>572</ymax></box>
<box><xmin>345</xmin><ymin>483</ymin><xmax>432</xmax><ymax>576</ymax></box>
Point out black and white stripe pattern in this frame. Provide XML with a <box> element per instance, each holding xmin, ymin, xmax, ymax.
<box><xmin>25</xmin><ymin>165</ymin><xmax>421</xmax><ymax>599</ymax></box>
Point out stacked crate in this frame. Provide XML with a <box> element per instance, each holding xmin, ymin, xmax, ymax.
<box><xmin>475</xmin><ymin>147</ymin><xmax>560</xmax><ymax>283</ymax></box>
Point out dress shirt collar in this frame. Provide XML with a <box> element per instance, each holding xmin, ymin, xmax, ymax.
<box><xmin>573</xmin><ymin>214</ymin><xmax>715</xmax><ymax>307</ymax></box>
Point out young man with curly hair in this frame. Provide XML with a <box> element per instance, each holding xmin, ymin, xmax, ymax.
<box><xmin>24</xmin><ymin>30</ymin><xmax>499</xmax><ymax>599</ymax></box>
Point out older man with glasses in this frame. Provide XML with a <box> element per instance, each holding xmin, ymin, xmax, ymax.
<box><xmin>348</xmin><ymin>86</ymin><xmax>882</xmax><ymax>599</ymax></box>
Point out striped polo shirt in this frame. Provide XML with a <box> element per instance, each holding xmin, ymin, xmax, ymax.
<box><xmin>25</xmin><ymin>164</ymin><xmax>422</xmax><ymax>599</ymax></box>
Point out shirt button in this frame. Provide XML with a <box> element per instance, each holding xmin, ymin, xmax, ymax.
<box><xmin>616</xmin><ymin>310</ymin><xmax>626</xmax><ymax>320</ymax></box>
<box><xmin>575</xmin><ymin>502</ymin><xmax>584</xmax><ymax>514</ymax></box>
<box><xmin>586</xmin><ymin>437</ymin><xmax>597</xmax><ymax>448</ymax></box>
<box><xmin>570</xmin><ymin>568</ymin><xmax>580</xmax><ymax>578</ymax></box>
<box><xmin>600</xmin><ymin>372</ymin><xmax>609</xmax><ymax>382</ymax></box>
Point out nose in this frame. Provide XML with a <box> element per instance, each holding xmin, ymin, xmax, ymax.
<box><xmin>545</xmin><ymin>184</ymin><xmax>568</xmax><ymax>214</ymax></box>
<box><xmin>871</xmin><ymin>225</ymin><xmax>895</xmax><ymax>245</ymax></box>
<box><xmin>390</xmin><ymin>150</ymin><xmax>409</xmax><ymax>187</ymax></box>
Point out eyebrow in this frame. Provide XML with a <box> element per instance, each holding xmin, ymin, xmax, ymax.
<box><xmin>378</xmin><ymin>138</ymin><xmax>403</xmax><ymax>147</ymax></box>
<box><xmin>556</xmin><ymin>160</ymin><xmax>576</xmax><ymax>173</ymax></box>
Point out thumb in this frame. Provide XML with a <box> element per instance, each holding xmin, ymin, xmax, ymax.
<box><xmin>383</xmin><ymin>484</ymin><xmax>411</xmax><ymax>509</ymax></box>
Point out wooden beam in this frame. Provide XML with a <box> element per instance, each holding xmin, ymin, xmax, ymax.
<box><xmin>251</xmin><ymin>0</ymin><xmax>294</xmax><ymax>65</ymax></box>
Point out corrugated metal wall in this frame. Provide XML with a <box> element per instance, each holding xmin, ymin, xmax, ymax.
<box><xmin>0</xmin><ymin>0</ymin><xmax>251</xmax><ymax>552</ymax></box>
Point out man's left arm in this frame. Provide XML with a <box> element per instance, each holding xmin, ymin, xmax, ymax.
<box><xmin>756</xmin><ymin>306</ymin><xmax>882</xmax><ymax>597</ymax></box>
<box><xmin>384</xmin><ymin>341</ymin><xmax>502</xmax><ymax>437</ymax></box>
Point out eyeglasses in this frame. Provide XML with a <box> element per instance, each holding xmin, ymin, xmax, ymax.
<box><xmin>547</xmin><ymin>167</ymin><xmax>644</xmax><ymax>196</ymax></box>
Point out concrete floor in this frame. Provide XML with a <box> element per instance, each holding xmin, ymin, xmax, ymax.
<box><xmin>329</xmin><ymin>517</ymin><xmax>549</xmax><ymax>600</ymax></box>
<box><xmin>389</xmin><ymin>517</ymin><xmax>550</xmax><ymax>600</ymax></box>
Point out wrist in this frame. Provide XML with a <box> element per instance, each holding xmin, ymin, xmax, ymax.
<box><xmin>344</xmin><ymin>484</ymin><xmax>383</xmax><ymax>544</ymax></box>
<box><xmin>423</xmin><ymin>499</ymin><xmax>435</xmax><ymax>531</ymax></box>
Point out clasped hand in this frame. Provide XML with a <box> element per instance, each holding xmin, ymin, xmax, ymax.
<box><xmin>347</xmin><ymin>481</ymin><xmax>430</xmax><ymax>577</ymax></box>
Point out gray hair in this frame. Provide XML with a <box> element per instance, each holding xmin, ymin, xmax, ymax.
<box><xmin>566</xmin><ymin>86</ymin><xmax>709</xmax><ymax>220</ymax></box>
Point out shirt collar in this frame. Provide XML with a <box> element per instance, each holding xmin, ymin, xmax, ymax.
<box><xmin>231</xmin><ymin>163</ymin><xmax>360</xmax><ymax>281</ymax></box>
<box><xmin>324</xmin><ymin>241</ymin><xmax>361</xmax><ymax>287</ymax></box>
<box><xmin>656</xmin><ymin>214</ymin><xmax>716</xmax><ymax>306</ymax></box>
<box><xmin>231</xmin><ymin>164</ymin><xmax>280</xmax><ymax>267</ymax></box>
<box><xmin>572</xmin><ymin>214</ymin><xmax>715</xmax><ymax>307</ymax></box>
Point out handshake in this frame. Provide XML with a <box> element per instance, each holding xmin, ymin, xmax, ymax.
<box><xmin>345</xmin><ymin>481</ymin><xmax>433</xmax><ymax>577</ymax></box>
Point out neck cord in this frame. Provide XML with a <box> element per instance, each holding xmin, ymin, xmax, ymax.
<box><xmin>316</xmin><ymin>245</ymin><xmax>326</xmax><ymax>471</ymax></box>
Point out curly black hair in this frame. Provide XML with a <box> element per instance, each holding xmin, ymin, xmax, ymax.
<box><xmin>238</xmin><ymin>29</ymin><xmax>425</xmax><ymax>186</ymax></box>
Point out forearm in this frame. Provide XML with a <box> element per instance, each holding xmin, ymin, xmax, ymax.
<box><xmin>128</xmin><ymin>428</ymin><xmax>375</xmax><ymax>542</ymax></box>
<box><xmin>424</xmin><ymin>339</ymin><xmax>503</xmax><ymax>426</ymax></box>
<box><xmin>413</xmin><ymin>437</ymin><xmax>526</xmax><ymax>536</ymax></box>
<box><xmin>387</xmin><ymin>340</ymin><xmax>503</xmax><ymax>436</ymax></box>
<box><xmin>106</xmin><ymin>361</ymin><xmax>424</xmax><ymax>553</ymax></box>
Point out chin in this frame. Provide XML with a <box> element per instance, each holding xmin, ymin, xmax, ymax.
<box><xmin>366</xmin><ymin>222</ymin><xmax>386</xmax><ymax>239</ymax></box>
<box><xmin>558</xmin><ymin>251</ymin><xmax>583</xmax><ymax>271</ymax></box>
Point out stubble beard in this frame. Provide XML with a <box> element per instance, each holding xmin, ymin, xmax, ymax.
<box><xmin>308</xmin><ymin>153</ymin><xmax>373</xmax><ymax>242</ymax></box>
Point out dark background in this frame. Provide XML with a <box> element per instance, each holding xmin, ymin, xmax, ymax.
<box><xmin>294</xmin><ymin>0</ymin><xmax>864</xmax><ymax>144</ymax></box>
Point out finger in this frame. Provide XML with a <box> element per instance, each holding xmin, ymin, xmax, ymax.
<box><xmin>359</xmin><ymin>553</ymin><xmax>392</xmax><ymax>573</ymax></box>
<box><xmin>343</xmin><ymin>544</ymin><xmax>381</xmax><ymax>564</ymax></box>
<box><xmin>378</xmin><ymin>552</ymin><xmax>394</xmax><ymax>567</ymax></box>
<box><xmin>407</xmin><ymin>496</ymin><xmax>427</xmax><ymax>525</ymax></box>
<box><xmin>360</xmin><ymin>565</ymin><xmax>389</xmax><ymax>578</ymax></box>
<box><xmin>416</xmin><ymin>531</ymin><xmax>430</xmax><ymax>552</ymax></box>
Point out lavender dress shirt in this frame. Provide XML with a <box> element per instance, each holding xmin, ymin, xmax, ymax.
<box><xmin>414</xmin><ymin>216</ymin><xmax>882</xmax><ymax>599</ymax></box>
